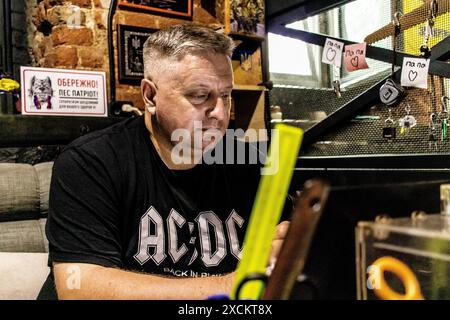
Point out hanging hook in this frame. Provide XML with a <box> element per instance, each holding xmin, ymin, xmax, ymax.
<box><xmin>421</xmin><ymin>2</ymin><xmax>436</xmax><ymax>58</ymax></box>
<box><xmin>441</xmin><ymin>96</ymin><xmax>450</xmax><ymax>112</ymax></box>
<box><xmin>430</xmin><ymin>112</ymin><xmax>438</xmax><ymax>126</ymax></box>
<box><xmin>393</xmin><ymin>11</ymin><xmax>403</xmax><ymax>28</ymax></box>
<box><xmin>389</xmin><ymin>11</ymin><xmax>403</xmax><ymax>77</ymax></box>
<box><xmin>405</xmin><ymin>104</ymin><xmax>411</xmax><ymax>115</ymax></box>
<box><xmin>385</xmin><ymin>108</ymin><xmax>394</xmax><ymax>125</ymax></box>
<box><xmin>429</xmin><ymin>0</ymin><xmax>438</xmax><ymax>20</ymax></box>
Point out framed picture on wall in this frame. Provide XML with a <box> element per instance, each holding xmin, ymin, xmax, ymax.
<box><xmin>117</xmin><ymin>25</ymin><xmax>157</xmax><ymax>84</ymax></box>
<box><xmin>230</xmin><ymin>0</ymin><xmax>265</xmax><ymax>36</ymax></box>
<box><xmin>118</xmin><ymin>0</ymin><xmax>193</xmax><ymax>19</ymax></box>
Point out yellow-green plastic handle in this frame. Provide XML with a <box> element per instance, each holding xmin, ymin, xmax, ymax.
<box><xmin>231</xmin><ymin>124</ymin><xmax>303</xmax><ymax>300</ymax></box>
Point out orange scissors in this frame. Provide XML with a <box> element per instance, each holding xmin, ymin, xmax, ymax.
<box><xmin>369</xmin><ymin>256</ymin><xmax>424</xmax><ymax>300</ymax></box>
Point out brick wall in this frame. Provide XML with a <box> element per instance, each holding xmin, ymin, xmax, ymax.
<box><xmin>27</xmin><ymin>0</ymin><xmax>225</xmax><ymax>110</ymax></box>
<box><xmin>11</xmin><ymin>0</ymin><xmax>32</xmax><ymax>80</ymax></box>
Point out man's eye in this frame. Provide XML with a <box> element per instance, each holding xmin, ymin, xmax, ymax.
<box><xmin>188</xmin><ymin>93</ymin><xmax>208</xmax><ymax>104</ymax></box>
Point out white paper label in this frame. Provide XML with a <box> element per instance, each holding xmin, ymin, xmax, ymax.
<box><xmin>400</xmin><ymin>57</ymin><xmax>430</xmax><ymax>89</ymax></box>
<box><xmin>21</xmin><ymin>66</ymin><xmax>108</xmax><ymax>117</ymax></box>
<box><xmin>322</xmin><ymin>38</ymin><xmax>344</xmax><ymax>68</ymax></box>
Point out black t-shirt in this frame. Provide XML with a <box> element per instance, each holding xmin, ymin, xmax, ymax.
<box><xmin>39</xmin><ymin>116</ymin><xmax>292</xmax><ymax>299</ymax></box>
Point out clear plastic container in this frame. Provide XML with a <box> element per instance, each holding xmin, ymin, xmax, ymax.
<box><xmin>356</xmin><ymin>213</ymin><xmax>450</xmax><ymax>300</ymax></box>
<box><xmin>440</xmin><ymin>184</ymin><xmax>450</xmax><ymax>216</ymax></box>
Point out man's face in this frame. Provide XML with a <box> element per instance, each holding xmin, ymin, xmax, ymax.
<box><xmin>152</xmin><ymin>53</ymin><xmax>233</xmax><ymax>152</ymax></box>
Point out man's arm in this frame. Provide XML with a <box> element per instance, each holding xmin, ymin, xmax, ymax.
<box><xmin>53</xmin><ymin>262</ymin><xmax>234</xmax><ymax>300</ymax></box>
<box><xmin>54</xmin><ymin>221</ymin><xmax>290</xmax><ymax>300</ymax></box>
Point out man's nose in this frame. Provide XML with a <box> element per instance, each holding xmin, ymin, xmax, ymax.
<box><xmin>206</xmin><ymin>96</ymin><xmax>229</xmax><ymax>121</ymax></box>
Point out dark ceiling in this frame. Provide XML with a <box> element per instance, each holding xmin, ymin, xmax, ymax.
<box><xmin>266</xmin><ymin>0</ymin><xmax>309</xmax><ymax>17</ymax></box>
<box><xmin>266</xmin><ymin>0</ymin><xmax>355</xmax><ymax>29</ymax></box>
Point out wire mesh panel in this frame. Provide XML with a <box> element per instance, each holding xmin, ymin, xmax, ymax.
<box><xmin>268</xmin><ymin>0</ymin><xmax>450</xmax><ymax>157</ymax></box>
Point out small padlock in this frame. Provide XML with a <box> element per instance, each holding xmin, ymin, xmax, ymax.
<box><xmin>383</xmin><ymin>126</ymin><xmax>396</xmax><ymax>139</ymax></box>
<box><xmin>383</xmin><ymin>110</ymin><xmax>396</xmax><ymax>139</ymax></box>
<box><xmin>429</xmin><ymin>132</ymin><xmax>437</xmax><ymax>142</ymax></box>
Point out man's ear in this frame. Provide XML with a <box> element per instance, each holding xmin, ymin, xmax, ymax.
<box><xmin>141</xmin><ymin>78</ymin><xmax>157</xmax><ymax>115</ymax></box>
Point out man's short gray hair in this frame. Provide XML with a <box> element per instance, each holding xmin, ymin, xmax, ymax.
<box><xmin>143</xmin><ymin>24</ymin><xmax>235</xmax><ymax>80</ymax></box>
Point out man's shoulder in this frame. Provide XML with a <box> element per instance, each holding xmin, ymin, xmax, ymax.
<box><xmin>62</xmin><ymin>116</ymin><xmax>144</xmax><ymax>156</ymax></box>
<box><xmin>51</xmin><ymin>117</ymin><xmax>146</xmax><ymax>183</ymax></box>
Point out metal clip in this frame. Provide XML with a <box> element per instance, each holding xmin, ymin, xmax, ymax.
<box><xmin>429</xmin><ymin>113</ymin><xmax>438</xmax><ymax>150</ymax></box>
<box><xmin>441</xmin><ymin>96</ymin><xmax>450</xmax><ymax>111</ymax></box>
<box><xmin>440</xmin><ymin>96</ymin><xmax>450</xmax><ymax>120</ymax></box>
<box><xmin>385</xmin><ymin>108</ymin><xmax>394</xmax><ymax>126</ymax></box>
<box><xmin>430</xmin><ymin>112</ymin><xmax>438</xmax><ymax>129</ymax></box>
<box><xmin>392</xmin><ymin>11</ymin><xmax>403</xmax><ymax>39</ymax></box>
<box><xmin>392</xmin><ymin>11</ymin><xmax>403</xmax><ymax>29</ymax></box>
<box><xmin>440</xmin><ymin>96</ymin><xmax>449</xmax><ymax>142</ymax></box>
<box><xmin>421</xmin><ymin>1</ymin><xmax>437</xmax><ymax>58</ymax></box>
<box><xmin>332</xmin><ymin>66</ymin><xmax>341</xmax><ymax>98</ymax></box>
<box><xmin>332</xmin><ymin>80</ymin><xmax>341</xmax><ymax>98</ymax></box>
<box><xmin>405</xmin><ymin>104</ymin><xmax>411</xmax><ymax>115</ymax></box>
<box><xmin>429</xmin><ymin>0</ymin><xmax>438</xmax><ymax>20</ymax></box>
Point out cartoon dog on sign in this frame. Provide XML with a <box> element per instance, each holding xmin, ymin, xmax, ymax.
<box><xmin>29</xmin><ymin>76</ymin><xmax>53</xmax><ymax>109</ymax></box>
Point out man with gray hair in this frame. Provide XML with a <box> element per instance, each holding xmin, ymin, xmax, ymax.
<box><xmin>39</xmin><ymin>24</ymin><xmax>289</xmax><ymax>300</ymax></box>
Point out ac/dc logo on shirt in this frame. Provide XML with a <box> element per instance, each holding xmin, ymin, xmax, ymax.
<box><xmin>134</xmin><ymin>207</ymin><xmax>245</xmax><ymax>267</ymax></box>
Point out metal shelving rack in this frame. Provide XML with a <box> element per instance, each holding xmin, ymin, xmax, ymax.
<box><xmin>266</xmin><ymin>0</ymin><xmax>450</xmax><ymax>170</ymax></box>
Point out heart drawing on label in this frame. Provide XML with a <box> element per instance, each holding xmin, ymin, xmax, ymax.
<box><xmin>350</xmin><ymin>56</ymin><xmax>359</xmax><ymax>68</ymax></box>
<box><xmin>326</xmin><ymin>48</ymin><xmax>337</xmax><ymax>62</ymax></box>
<box><xmin>408</xmin><ymin>70</ymin><xmax>418</xmax><ymax>82</ymax></box>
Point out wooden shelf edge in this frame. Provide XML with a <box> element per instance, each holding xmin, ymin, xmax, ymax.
<box><xmin>228</xmin><ymin>32</ymin><xmax>266</xmax><ymax>42</ymax></box>
<box><xmin>0</xmin><ymin>115</ymin><xmax>126</xmax><ymax>147</ymax></box>
<box><xmin>233</xmin><ymin>84</ymin><xmax>267</xmax><ymax>91</ymax></box>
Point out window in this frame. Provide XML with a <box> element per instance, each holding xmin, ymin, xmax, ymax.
<box><xmin>339</xmin><ymin>0</ymin><xmax>392</xmax><ymax>87</ymax></box>
<box><xmin>267</xmin><ymin>0</ymin><xmax>393</xmax><ymax>88</ymax></box>
<box><xmin>268</xmin><ymin>33</ymin><xmax>312</xmax><ymax>76</ymax></box>
<box><xmin>268</xmin><ymin>15</ymin><xmax>322</xmax><ymax>87</ymax></box>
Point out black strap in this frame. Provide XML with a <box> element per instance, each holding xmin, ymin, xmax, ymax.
<box><xmin>392</xmin><ymin>24</ymin><xmax>400</xmax><ymax>78</ymax></box>
<box><xmin>235</xmin><ymin>273</ymin><xmax>267</xmax><ymax>300</ymax></box>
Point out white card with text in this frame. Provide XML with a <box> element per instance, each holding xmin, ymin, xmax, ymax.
<box><xmin>400</xmin><ymin>57</ymin><xmax>430</xmax><ymax>89</ymax></box>
<box><xmin>322</xmin><ymin>38</ymin><xmax>344</xmax><ymax>68</ymax></box>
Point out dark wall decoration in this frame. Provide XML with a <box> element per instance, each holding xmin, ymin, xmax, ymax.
<box><xmin>117</xmin><ymin>25</ymin><xmax>157</xmax><ymax>84</ymax></box>
<box><xmin>230</xmin><ymin>0</ymin><xmax>265</xmax><ymax>35</ymax></box>
<box><xmin>118</xmin><ymin>0</ymin><xmax>193</xmax><ymax>19</ymax></box>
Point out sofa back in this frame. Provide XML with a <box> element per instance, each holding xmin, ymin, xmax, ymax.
<box><xmin>0</xmin><ymin>162</ymin><xmax>53</xmax><ymax>299</ymax></box>
<box><xmin>0</xmin><ymin>162</ymin><xmax>53</xmax><ymax>252</ymax></box>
